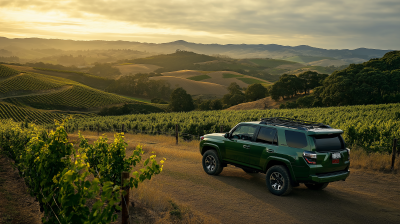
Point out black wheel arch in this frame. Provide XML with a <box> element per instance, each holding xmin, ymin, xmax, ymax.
<box><xmin>264</xmin><ymin>159</ymin><xmax>297</xmax><ymax>184</ymax></box>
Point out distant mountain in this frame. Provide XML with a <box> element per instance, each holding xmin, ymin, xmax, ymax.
<box><xmin>0</xmin><ymin>37</ymin><xmax>395</xmax><ymax>64</ymax></box>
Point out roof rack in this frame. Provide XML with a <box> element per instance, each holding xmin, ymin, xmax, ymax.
<box><xmin>260</xmin><ymin>117</ymin><xmax>331</xmax><ymax>130</ymax></box>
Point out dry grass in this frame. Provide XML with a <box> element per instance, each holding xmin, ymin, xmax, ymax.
<box><xmin>350</xmin><ymin>145</ymin><xmax>399</xmax><ymax>173</ymax></box>
<box><xmin>130</xmin><ymin>180</ymin><xmax>220</xmax><ymax>224</ymax></box>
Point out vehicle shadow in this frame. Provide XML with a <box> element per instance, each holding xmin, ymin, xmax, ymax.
<box><xmin>210</xmin><ymin>167</ymin><xmax>400</xmax><ymax>224</ymax></box>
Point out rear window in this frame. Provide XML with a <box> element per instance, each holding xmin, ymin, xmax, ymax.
<box><xmin>313</xmin><ymin>134</ymin><xmax>344</xmax><ymax>152</ymax></box>
<box><xmin>285</xmin><ymin>130</ymin><xmax>308</xmax><ymax>148</ymax></box>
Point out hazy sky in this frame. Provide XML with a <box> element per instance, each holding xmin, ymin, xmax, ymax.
<box><xmin>0</xmin><ymin>0</ymin><xmax>399</xmax><ymax>49</ymax></box>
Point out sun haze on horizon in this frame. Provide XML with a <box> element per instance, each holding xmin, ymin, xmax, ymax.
<box><xmin>0</xmin><ymin>0</ymin><xmax>399</xmax><ymax>50</ymax></box>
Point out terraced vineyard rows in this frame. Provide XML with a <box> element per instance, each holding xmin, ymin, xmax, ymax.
<box><xmin>66</xmin><ymin>103</ymin><xmax>400</xmax><ymax>153</ymax></box>
<box><xmin>0</xmin><ymin>65</ymin><xmax>141</xmax><ymax>111</ymax></box>
<box><xmin>14</xmin><ymin>85</ymin><xmax>136</xmax><ymax>110</ymax></box>
<box><xmin>0</xmin><ymin>73</ymin><xmax>69</xmax><ymax>94</ymax></box>
<box><xmin>0</xmin><ymin>64</ymin><xmax>19</xmax><ymax>78</ymax></box>
<box><xmin>0</xmin><ymin>102</ymin><xmax>65</xmax><ymax>124</ymax></box>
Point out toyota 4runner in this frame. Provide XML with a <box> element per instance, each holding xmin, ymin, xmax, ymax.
<box><xmin>199</xmin><ymin>117</ymin><xmax>350</xmax><ymax>196</ymax></box>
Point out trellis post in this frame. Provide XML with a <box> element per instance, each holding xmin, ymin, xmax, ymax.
<box><xmin>121</xmin><ymin>172</ymin><xmax>130</xmax><ymax>224</ymax></box>
<box><xmin>391</xmin><ymin>138</ymin><xmax>397</xmax><ymax>170</ymax></box>
<box><xmin>175</xmin><ymin>124</ymin><xmax>179</xmax><ymax>145</ymax></box>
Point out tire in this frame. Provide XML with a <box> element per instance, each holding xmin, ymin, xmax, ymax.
<box><xmin>265</xmin><ymin>165</ymin><xmax>293</xmax><ymax>196</ymax></box>
<box><xmin>242</xmin><ymin>168</ymin><xmax>258</xmax><ymax>173</ymax></box>
<box><xmin>305</xmin><ymin>182</ymin><xmax>329</xmax><ymax>190</ymax></box>
<box><xmin>202</xmin><ymin>150</ymin><xmax>223</xmax><ymax>175</ymax></box>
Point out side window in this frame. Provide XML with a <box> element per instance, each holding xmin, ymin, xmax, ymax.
<box><xmin>285</xmin><ymin>130</ymin><xmax>308</xmax><ymax>148</ymax></box>
<box><xmin>256</xmin><ymin>127</ymin><xmax>278</xmax><ymax>145</ymax></box>
<box><xmin>231</xmin><ymin>125</ymin><xmax>257</xmax><ymax>141</ymax></box>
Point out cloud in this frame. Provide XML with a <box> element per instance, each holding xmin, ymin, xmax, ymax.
<box><xmin>0</xmin><ymin>0</ymin><xmax>399</xmax><ymax>49</ymax></box>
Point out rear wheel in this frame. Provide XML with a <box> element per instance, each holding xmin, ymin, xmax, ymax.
<box><xmin>305</xmin><ymin>182</ymin><xmax>329</xmax><ymax>190</ymax></box>
<box><xmin>265</xmin><ymin>165</ymin><xmax>292</xmax><ymax>196</ymax></box>
<box><xmin>202</xmin><ymin>150</ymin><xmax>223</xmax><ymax>175</ymax></box>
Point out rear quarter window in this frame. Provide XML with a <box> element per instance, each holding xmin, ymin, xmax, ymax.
<box><xmin>285</xmin><ymin>130</ymin><xmax>308</xmax><ymax>148</ymax></box>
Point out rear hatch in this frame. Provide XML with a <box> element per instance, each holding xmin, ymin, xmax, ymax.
<box><xmin>311</xmin><ymin>134</ymin><xmax>349</xmax><ymax>174</ymax></box>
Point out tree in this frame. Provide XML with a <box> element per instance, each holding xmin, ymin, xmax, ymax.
<box><xmin>229</xmin><ymin>94</ymin><xmax>246</xmax><ymax>106</ymax></box>
<box><xmin>169</xmin><ymin>87</ymin><xmax>195</xmax><ymax>112</ymax></box>
<box><xmin>210</xmin><ymin>99</ymin><xmax>223</xmax><ymax>110</ymax></box>
<box><xmin>199</xmin><ymin>100</ymin><xmax>211</xmax><ymax>111</ymax></box>
<box><xmin>245</xmin><ymin>83</ymin><xmax>267</xmax><ymax>101</ymax></box>
<box><xmin>88</xmin><ymin>63</ymin><xmax>121</xmax><ymax>78</ymax></box>
<box><xmin>296</xmin><ymin>95</ymin><xmax>315</xmax><ymax>108</ymax></box>
<box><xmin>222</xmin><ymin>82</ymin><xmax>246</xmax><ymax>107</ymax></box>
<box><xmin>270</xmin><ymin>81</ymin><xmax>286</xmax><ymax>101</ymax></box>
<box><xmin>228</xmin><ymin>82</ymin><xmax>242</xmax><ymax>95</ymax></box>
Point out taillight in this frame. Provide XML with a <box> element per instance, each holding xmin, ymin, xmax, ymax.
<box><xmin>346</xmin><ymin>148</ymin><xmax>350</xmax><ymax>160</ymax></box>
<box><xmin>200</xmin><ymin>136</ymin><xmax>204</xmax><ymax>141</ymax></box>
<box><xmin>303</xmin><ymin>151</ymin><xmax>317</xmax><ymax>164</ymax></box>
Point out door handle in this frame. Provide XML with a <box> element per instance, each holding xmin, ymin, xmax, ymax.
<box><xmin>243</xmin><ymin>145</ymin><xmax>250</xmax><ymax>149</ymax></box>
<box><xmin>267</xmin><ymin>149</ymin><xmax>274</xmax><ymax>153</ymax></box>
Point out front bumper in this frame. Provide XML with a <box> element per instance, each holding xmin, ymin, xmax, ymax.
<box><xmin>310</xmin><ymin>170</ymin><xmax>350</xmax><ymax>183</ymax></box>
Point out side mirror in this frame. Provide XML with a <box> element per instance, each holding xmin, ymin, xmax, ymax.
<box><xmin>224</xmin><ymin>133</ymin><xmax>230</xmax><ymax>138</ymax></box>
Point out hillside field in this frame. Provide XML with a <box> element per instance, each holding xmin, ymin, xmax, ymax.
<box><xmin>115</xmin><ymin>63</ymin><xmax>161</xmax><ymax>77</ymax></box>
<box><xmin>0</xmin><ymin>64</ymin><xmax>166</xmax><ymax>122</ymax></box>
<box><xmin>3</xmin><ymin>64</ymin><xmax>111</xmax><ymax>90</ymax></box>
<box><xmin>160</xmin><ymin>70</ymin><xmax>270</xmax><ymax>88</ymax></box>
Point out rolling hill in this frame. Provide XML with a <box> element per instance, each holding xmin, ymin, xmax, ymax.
<box><xmin>284</xmin><ymin>55</ymin><xmax>334</xmax><ymax>64</ymax></box>
<box><xmin>115</xmin><ymin>63</ymin><xmax>161</xmax><ymax>77</ymax></box>
<box><xmin>149</xmin><ymin>76</ymin><xmax>229</xmax><ymax>97</ymax></box>
<box><xmin>0</xmin><ymin>101</ymin><xmax>95</xmax><ymax>124</ymax></box>
<box><xmin>225</xmin><ymin>95</ymin><xmax>304</xmax><ymax>110</ymax></box>
<box><xmin>0</xmin><ymin>64</ymin><xmax>166</xmax><ymax>123</ymax></box>
<box><xmin>4</xmin><ymin>64</ymin><xmax>112</xmax><ymax>90</ymax></box>
<box><xmin>160</xmin><ymin>70</ymin><xmax>270</xmax><ymax>88</ymax></box>
<box><xmin>128</xmin><ymin>50</ymin><xmax>217</xmax><ymax>72</ymax></box>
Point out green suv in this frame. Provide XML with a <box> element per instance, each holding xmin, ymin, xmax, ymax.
<box><xmin>199</xmin><ymin>117</ymin><xmax>350</xmax><ymax>196</ymax></box>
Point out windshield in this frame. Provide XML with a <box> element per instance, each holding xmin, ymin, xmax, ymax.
<box><xmin>313</xmin><ymin>134</ymin><xmax>344</xmax><ymax>152</ymax></box>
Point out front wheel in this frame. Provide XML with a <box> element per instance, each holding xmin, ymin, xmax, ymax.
<box><xmin>305</xmin><ymin>183</ymin><xmax>329</xmax><ymax>190</ymax></box>
<box><xmin>202</xmin><ymin>150</ymin><xmax>223</xmax><ymax>175</ymax></box>
<box><xmin>265</xmin><ymin>165</ymin><xmax>292</xmax><ymax>196</ymax></box>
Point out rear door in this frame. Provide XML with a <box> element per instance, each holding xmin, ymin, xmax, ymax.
<box><xmin>248</xmin><ymin>127</ymin><xmax>279</xmax><ymax>167</ymax></box>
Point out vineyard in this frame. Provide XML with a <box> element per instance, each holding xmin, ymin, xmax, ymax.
<box><xmin>0</xmin><ymin>119</ymin><xmax>164</xmax><ymax>223</ymax></box>
<box><xmin>0</xmin><ymin>101</ymin><xmax>67</xmax><ymax>124</ymax></box>
<box><xmin>0</xmin><ymin>73</ymin><xmax>70</xmax><ymax>94</ymax></box>
<box><xmin>63</xmin><ymin>103</ymin><xmax>400</xmax><ymax>153</ymax></box>
<box><xmin>0</xmin><ymin>64</ymin><xmax>19</xmax><ymax>78</ymax></box>
<box><xmin>0</xmin><ymin>66</ymin><xmax>143</xmax><ymax>111</ymax></box>
<box><xmin>13</xmin><ymin>85</ymin><xmax>137</xmax><ymax>110</ymax></box>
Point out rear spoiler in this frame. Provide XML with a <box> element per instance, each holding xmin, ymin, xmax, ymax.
<box><xmin>307</xmin><ymin>129</ymin><xmax>343</xmax><ymax>135</ymax></box>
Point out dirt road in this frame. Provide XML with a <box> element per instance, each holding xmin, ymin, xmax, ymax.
<box><xmin>74</xmin><ymin>132</ymin><xmax>400</xmax><ymax>224</ymax></box>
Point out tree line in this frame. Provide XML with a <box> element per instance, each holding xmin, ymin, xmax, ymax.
<box><xmin>280</xmin><ymin>51</ymin><xmax>400</xmax><ymax>109</ymax></box>
<box><xmin>105</xmin><ymin>73</ymin><xmax>172</xmax><ymax>100</ymax></box>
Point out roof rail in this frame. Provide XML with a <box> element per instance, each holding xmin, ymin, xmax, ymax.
<box><xmin>260</xmin><ymin>117</ymin><xmax>331</xmax><ymax>130</ymax></box>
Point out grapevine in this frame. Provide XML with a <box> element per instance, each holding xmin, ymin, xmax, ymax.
<box><xmin>0</xmin><ymin>119</ymin><xmax>164</xmax><ymax>223</ymax></box>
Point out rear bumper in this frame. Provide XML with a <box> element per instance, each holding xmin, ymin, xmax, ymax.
<box><xmin>310</xmin><ymin>170</ymin><xmax>350</xmax><ymax>183</ymax></box>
